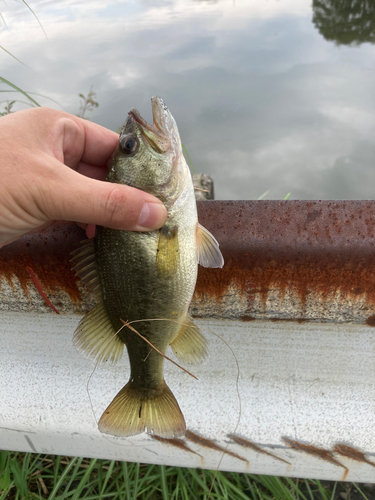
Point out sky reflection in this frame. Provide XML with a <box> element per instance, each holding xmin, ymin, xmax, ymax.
<box><xmin>1</xmin><ymin>0</ymin><xmax>375</xmax><ymax>200</ymax></box>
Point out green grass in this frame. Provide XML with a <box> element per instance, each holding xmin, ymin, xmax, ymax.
<box><xmin>0</xmin><ymin>451</ymin><xmax>372</xmax><ymax>500</ymax></box>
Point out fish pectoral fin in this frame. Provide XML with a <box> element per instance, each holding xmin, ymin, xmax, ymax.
<box><xmin>156</xmin><ymin>225</ymin><xmax>179</xmax><ymax>276</ymax></box>
<box><xmin>170</xmin><ymin>314</ymin><xmax>208</xmax><ymax>365</ymax></box>
<box><xmin>98</xmin><ymin>380</ymin><xmax>186</xmax><ymax>438</ymax></box>
<box><xmin>196</xmin><ymin>223</ymin><xmax>224</xmax><ymax>268</ymax></box>
<box><xmin>73</xmin><ymin>301</ymin><xmax>124</xmax><ymax>365</ymax></box>
<box><xmin>70</xmin><ymin>238</ymin><xmax>101</xmax><ymax>297</ymax></box>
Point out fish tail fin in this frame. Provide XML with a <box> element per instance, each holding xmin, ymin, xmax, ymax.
<box><xmin>98</xmin><ymin>379</ymin><xmax>186</xmax><ymax>438</ymax></box>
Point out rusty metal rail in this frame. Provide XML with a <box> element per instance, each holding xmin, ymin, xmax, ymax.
<box><xmin>2</xmin><ymin>200</ymin><xmax>375</xmax><ymax>322</ymax></box>
<box><xmin>1</xmin><ymin>200</ymin><xmax>375</xmax><ymax>481</ymax></box>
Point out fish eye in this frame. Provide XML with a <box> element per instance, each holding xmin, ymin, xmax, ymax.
<box><xmin>119</xmin><ymin>134</ymin><xmax>139</xmax><ymax>156</ymax></box>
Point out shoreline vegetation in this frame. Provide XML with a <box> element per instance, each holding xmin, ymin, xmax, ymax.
<box><xmin>1</xmin><ymin>450</ymin><xmax>373</xmax><ymax>500</ymax></box>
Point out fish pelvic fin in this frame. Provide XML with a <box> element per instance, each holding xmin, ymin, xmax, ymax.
<box><xmin>170</xmin><ymin>314</ymin><xmax>208</xmax><ymax>364</ymax></box>
<box><xmin>73</xmin><ymin>302</ymin><xmax>124</xmax><ymax>364</ymax></box>
<box><xmin>98</xmin><ymin>380</ymin><xmax>186</xmax><ymax>438</ymax></box>
<box><xmin>196</xmin><ymin>223</ymin><xmax>224</xmax><ymax>268</ymax></box>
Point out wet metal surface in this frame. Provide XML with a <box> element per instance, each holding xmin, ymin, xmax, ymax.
<box><xmin>2</xmin><ymin>200</ymin><xmax>375</xmax><ymax>324</ymax></box>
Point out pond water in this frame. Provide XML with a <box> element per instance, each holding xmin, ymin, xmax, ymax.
<box><xmin>2</xmin><ymin>0</ymin><xmax>375</xmax><ymax>200</ymax></box>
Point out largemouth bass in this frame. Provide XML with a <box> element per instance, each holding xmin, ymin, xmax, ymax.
<box><xmin>71</xmin><ymin>96</ymin><xmax>224</xmax><ymax>438</ymax></box>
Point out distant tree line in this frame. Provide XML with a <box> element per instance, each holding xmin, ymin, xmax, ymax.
<box><xmin>312</xmin><ymin>0</ymin><xmax>375</xmax><ymax>45</ymax></box>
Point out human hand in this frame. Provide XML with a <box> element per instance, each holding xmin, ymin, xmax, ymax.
<box><xmin>0</xmin><ymin>107</ymin><xmax>167</xmax><ymax>248</ymax></box>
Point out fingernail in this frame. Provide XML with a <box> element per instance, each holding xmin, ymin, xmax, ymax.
<box><xmin>137</xmin><ymin>202</ymin><xmax>167</xmax><ymax>230</ymax></box>
<box><xmin>86</xmin><ymin>224</ymin><xmax>96</xmax><ymax>239</ymax></box>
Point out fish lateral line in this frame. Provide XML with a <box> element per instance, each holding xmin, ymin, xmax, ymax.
<box><xmin>120</xmin><ymin>318</ymin><xmax>198</xmax><ymax>380</ymax></box>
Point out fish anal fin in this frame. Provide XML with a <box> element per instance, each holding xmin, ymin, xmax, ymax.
<box><xmin>156</xmin><ymin>225</ymin><xmax>179</xmax><ymax>276</ymax></box>
<box><xmin>98</xmin><ymin>380</ymin><xmax>186</xmax><ymax>438</ymax></box>
<box><xmin>170</xmin><ymin>314</ymin><xmax>208</xmax><ymax>365</ymax></box>
<box><xmin>196</xmin><ymin>223</ymin><xmax>224</xmax><ymax>268</ymax></box>
<box><xmin>73</xmin><ymin>301</ymin><xmax>124</xmax><ymax>364</ymax></box>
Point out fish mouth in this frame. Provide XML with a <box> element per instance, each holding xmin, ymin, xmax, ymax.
<box><xmin>129</xmin><ymin>97</ymin><xmax>171</xmax><ymax>154</ymax></box>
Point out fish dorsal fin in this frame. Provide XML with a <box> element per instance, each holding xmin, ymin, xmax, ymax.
<box><xmin>70</xmin><ymin>238</ymin><xmax>101</xmax><ymax>298</ymax></box>
<box><xmin>73</xmin><ymin>301</ymin><xmax>124</xmax><ymax>364</ymax></box>
<box><xmin>156</xmin><ymin>225</ymin><xmax>179</xmax><ymax>276</ymax></box>
<box><xmin>170</xmin><ymin>314</ymin><xmax>208</xmax><ymax>365</ymax></box>
<box><xmin>196</xmin><ymin>223</ymin><xmax>224</xmax><ymax>268</ymax></box>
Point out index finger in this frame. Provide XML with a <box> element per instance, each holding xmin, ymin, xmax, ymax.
<box><xmin>69</xmin><ymin>116</ymin><xmax>119</xmax><ymax>165</ymax></box>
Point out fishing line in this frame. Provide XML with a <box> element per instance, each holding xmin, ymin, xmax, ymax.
<box><xmin>86</xmin><ymin>317</ymin><xmax>198</xmax><ymax>448</ymax></box>
<box><xmin>120</xmin><ymin>319</ymin><xmax>198</xmax><ymax>379</ymax></box>
<box><xmin>85</xmin><ymin>315</ymin><xmax>242</xmax><ymax>473</ymax></box>
<box><xmin>120</xmin><ymin>316</ymin><xmax>243</xmax><ymax>498</ymax></box>
<box><xmin>203</xmin><ymin>325</ymin><xmax>242</xmax><ymax>500</ymax></box>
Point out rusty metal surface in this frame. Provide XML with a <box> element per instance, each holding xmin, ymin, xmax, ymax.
<box><xmin>1</xmin><ymin>200</ymin><xmax>375</xmax><ymax>323</ymax></box>
<box><xmin>0</xmin><ymin>223</ymin><xmax>90</xmax><ymax>314</ymax></box>
<box><xmin>194</xmin><ymin>200</ymin><xmax>375</xmax><ymax>323</ymax></box>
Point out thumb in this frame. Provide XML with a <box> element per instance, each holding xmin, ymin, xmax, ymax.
<box><xmin>41</xmin><ymin>167</ymin><xmax>167</xmax><ymax>231</ymax></box>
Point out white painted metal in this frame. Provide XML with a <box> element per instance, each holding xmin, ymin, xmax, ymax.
<box><xmin>1</xmin><ymin>311</ymin><xmax>375</xmax><ymax>481</ymax></box>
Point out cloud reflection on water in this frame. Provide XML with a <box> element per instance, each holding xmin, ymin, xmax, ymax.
<box><xmin>1</xmin><ymin>0</ymin><xmax>375</xmax><ymax>199</ymax></box>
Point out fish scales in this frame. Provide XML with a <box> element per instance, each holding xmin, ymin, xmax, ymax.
<box><xmin>95</xmin><ymin>215</ymin><xmax>197</xmax><ymax>386</ymax></box>
<box><xmin>71</xmin><ymin>96</ymin><xmax>224</xmax><ymax>438</ymax></box>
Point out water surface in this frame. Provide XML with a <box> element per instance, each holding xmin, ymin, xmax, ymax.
<box><xmin>2</xmin><ymin>0</ymin><xmax>375</xmax><ymax>200</ymax></box>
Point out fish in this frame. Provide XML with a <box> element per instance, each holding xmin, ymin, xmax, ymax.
<box><xmin>71</xmin><ymin>96</ymin><xmax>224</xmax><ymax>438</ymax></box>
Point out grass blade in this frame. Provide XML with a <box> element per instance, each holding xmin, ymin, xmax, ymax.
<box><xmin>0</xmin><ymin>77</ymin><xmax>40</xmax><ymax>106</ymax></box>
<box><xmin>58</xmin><ymin>456</ymin><xmax>84</xmax><ymax>499</ymax></box>
<box><xmin>258</xmin><ymin>190</ymin><xmax>269</xmax><ymax>200</ymax></box>
<box><xmin>0</xmin><ymin>452</ymin><xmax>10</xmax><ymax>492</ymax></box>
<box><xmin>49</xmin><ymin>457</ymin><xmax>79</xmax><ymax>500</ymax></box>
<box><xmin>160</xmin><ymin>465</ymin><xmax>168</xmax><ymax>500</ymax></box>
<box><xmin>70</xmin><ymin>458</ymin><xmax>97</xmax><ymax>500</ymax></box>
<box><xmin>0</xmin><ymin>90</ymin><xmax>63</xmax><ymax>107</ymax></box>
<box><xmin>352</xmin><ymin>483</ymin><xmax>371</xmax><ymax>500</ymax></box>
<box><xmin>0</xmin><ymin>12</ymin><xmax>7</xmax><ymax>27</ymax></box>
<box><xmin>20</xmin><ymin>0</ymin><xmax>48</xmax><ymax>40</ymax></box>
<box><xmin>0</xmin><ymin>46</ymin><xmax>28</xmax><ymax>66</ymax></box>
<box><xmin>182</xmin><ymin>143</ymin><xmax>196</xmax><ymax>174</ymax></box>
